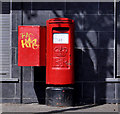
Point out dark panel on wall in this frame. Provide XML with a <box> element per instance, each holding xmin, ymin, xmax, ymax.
<box><xmin>66</xmin><ymin>2</ymin><xmax>98</xmax><ymax>14</ymax></box>
<box><xmin>12</xmin><ymin>2</ymin><xmax>22</xmax><ymax>10</ymax></box>
<box><xmin>0</xmin><ymin>2</ymin><xmax>2</xmax><ymax>14</ymax></box>
<box><xmin>99</xmin><ymin>2</ymin><xmax>114</xmax><ymax>14</ymax></box>
<box><xmin>2</xmin><ymin>2</ymin><xmax>10</xmax><ymax>14</ymax></box>
<box><xmin>23</xmin><ymin>2</ymin><xmax>32</xmax><ymax>10</ymax></box>
<box><xmin>32</xmin><ymin>2</ymin><xmax>65</xmax><ymax>10</ymax></box>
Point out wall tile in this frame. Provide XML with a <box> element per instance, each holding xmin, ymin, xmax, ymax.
<box><xmin>0</xmin><ymin>99</ymin><xmax>2</xmax><ymax>103</ymax></box>
<box><xmin>23</xmin><ymin>81</ymin><xmax>45</xmax><ymax>104</ymax></box>
<box><xmin>23</xmin><ymin>67</ymin><xmax>31</xmax><ymax>81</ymax></box>
<box><xmin>117</xmin><ymin>47</ymin><xmax>120</xmax><ymax>76</ymax></box>
<box><xmin>95</xmin><ymin>82</ymin><xmax>105</xmax><ymax>103</ymax></box>
<box><xmin>23</xmin><ymin>11</ymin><xmax>49</xmax><ymax>25</ymax></box>
<box><xmin>12</xmin><ymin>31</ymin><xmax>18</xmax><ymax>48</ymax></box>
<box><xmin>12</xmin><ymin>64</ymin><xmax>21</xmax><ymax>78</ymax></box>
<box><xmin>106</xmin><ymin>83</ymin><xmax>115</xmax><ymax>99</ymax></box>
<box><xmin>74</xmin><ymin>83</ymin><xmax>83</xmax><ymax>105</ymax></box>
<box><xmin>12</xmin><ymin>48</ymin><xmax>18</xmax><ymax>65</ymax></box>
<box><xmin>74</xmin><ymin>49</ymin><xmax>82</xmax><ymax>82</ymax></box>
<box><xmin>82</xmin><ymin>83</ymin><xmax>94</xmax><ymax>102</ymax></box>
<box><xmin>2</xmin><ymin>99</ymin><xmax>20</xmax><ymax>103</ymax></box>
<box><xmin>76</xmin><ymin>49</ymin><xmax>97</xmax><ymax>81</ymax></box>
<box><xmin>98</xmin><ymin>32</ymin><xmax>114</xmax><ymax>49</ymax></box>
<box><xmin>75</xmin><ymin>31</ymin><xmax>98</xmax><ymax>48</ymax></box>
<box><xmin>117</xmin><ymin>30</ymin><xmax>120</xmax><ymax>76</ymax></box>
<box><xmin>99</xmin><ymin>2</ymin><xmax>114</xmax><ymax>14</ymax></box>
<box><xmin>83</xmin><ymin>14</ymin><xmax>114</xmax><ymax>32</ymax></box>
<box><xmin>97</xmin><ymin>49</ymin><xmax>114</xmax><ymax>78</ymax></box>
<box><xmin>15</xmin><ymin>48</ymin><xmax>18</xmax><ymax>65</ymax></box>
<box><xmin>2</xmin><ymin>83</ymin><xmax>15</xmax><ymax>98</ymax></box>
<box><xmin>83</xmin><ymin>49</ymin><xmax>98</xmax><ymax>72</ymax></box>
<box><xmin>116</xmin><ymin>83</ymin><xmax>120</xmax><ymax>99</ymax></box>
<box><xmin>23</xmin><ymin>82</ymin><xmax>37</xmax><ymax>98</ymax></box>
<box><xmin>12</xmin><ymin>10</ymin><xmax>22</xmax><ymax>30</ymax></box>
<box><xmin>12</xmin><ymin>48</ymin><xmax>15</xmax><ymax>65</ymax></box>
<box><xmin>95</xmin><ymin>83</ymin><xmax>115</xmax><ymax>103</ymax></box>
<box><xmin>12</xmin><ymin>13</ymin><xmax>17</xmax><ymax>30</ymax></box>
<box><xmin>66</xmin><ymin>2</ymin><xmax>98</xmax><ymax>14</ymax></box>
<box><xmin>16</xmin><ymin>83</ymin><xmax>21</xmax><ymax>98</ymax></box>
<box><xmin>117</xmin><ymin>15</ymin><xmax>120</xmax><ymax>29</ymax></box>
<box><xmin>119</xmin><ymin>2</ymin><xmax>120</xmax><ymax>15</ymax></box>
<box><xmin>16</xmin><ymin>11</ymin><xmax>22</xmax><ymax>28</ymax></box>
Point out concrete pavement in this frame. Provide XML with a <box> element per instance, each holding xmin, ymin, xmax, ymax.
<box><xmin>1</xmin><ymin>103</ymin><xmax>119</xmax><ymax>113</ymax></box>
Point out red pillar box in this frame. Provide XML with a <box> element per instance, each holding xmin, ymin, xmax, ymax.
<box><xmin>46</xmin><ymin>18</ymin><xmax>75</xmax><ymax>85</ymax></box>
<box><xmin>18</xmin><ymin>26</ymin><xmax>46</xmax><ymax>66</ymax></box>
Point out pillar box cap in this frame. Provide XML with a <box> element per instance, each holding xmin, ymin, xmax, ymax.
<box><xmin>47</xmin><ymin>18</ymin><xmax>74</xmax><ymax>24</ymax></box>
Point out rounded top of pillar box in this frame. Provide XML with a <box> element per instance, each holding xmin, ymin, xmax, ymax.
<box><xmin>47</xmin><ymin>18</ymin><xmax>74</xmax><ymax>24</ymax></box>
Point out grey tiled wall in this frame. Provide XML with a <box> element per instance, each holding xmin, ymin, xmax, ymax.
<box><xmin>117</xmin><ymin>2</ymin><xmax>120</xmax><ymax>76</ymax></box>
<box><xmin>1</xmin><ymin>1</ymin><xmax>120</xmax><ymax>105</ymax></box>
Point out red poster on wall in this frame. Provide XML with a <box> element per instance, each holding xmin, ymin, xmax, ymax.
<box><xmin>18</xmin><ymin>26</ymin><xmax>46</xmax><ymax>66</ymax></box>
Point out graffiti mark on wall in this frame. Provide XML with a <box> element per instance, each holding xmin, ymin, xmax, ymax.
<box><xmin>20</xmin><ymin>33</ymin><xmax>39</xmax><ymax>49</ymax></box>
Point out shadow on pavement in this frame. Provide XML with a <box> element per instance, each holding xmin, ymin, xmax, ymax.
<box><xmin>34</xmin><ymin>104</ymin><xmax>100</xmax><ymax>114</ymax></box>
